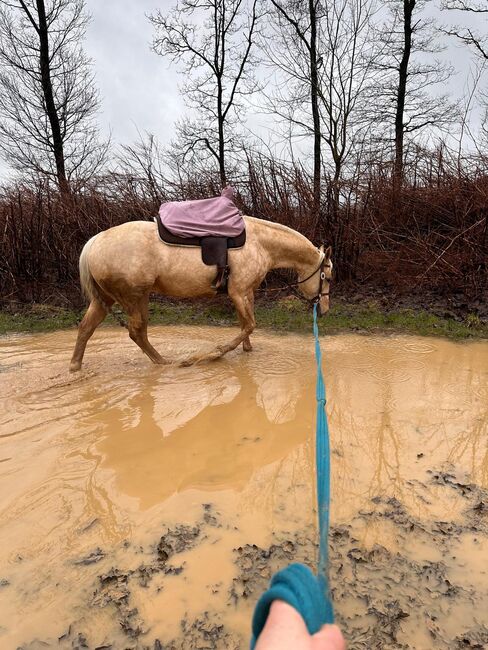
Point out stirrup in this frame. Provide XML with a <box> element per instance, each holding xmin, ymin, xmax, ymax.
<box><xmin>211</xmin><ymin>266</ymin><xmax>229</xmax><ymax>292</ymax></box>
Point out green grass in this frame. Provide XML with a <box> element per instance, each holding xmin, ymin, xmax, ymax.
<box><xmin>1</xmin><ymin>297</ymin><xmax>487</xmax><ymax>340</ymax></box>
<box><xmin>0</xmin><ymin>304</ymin><xmax>80</xmax><ymax>334</ymax></box>
<box><xmin>256</xmin><ymin>297</ymin><xmax>488</xmax><ymax>340</ymax></box>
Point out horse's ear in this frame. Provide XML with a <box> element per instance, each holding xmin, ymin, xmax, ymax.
<box><xmin>319</xmin><ymin>244</ymin><xmax>324</xmax><ymax>253</ymax></box>
<box><xmin>324</xmin><ymin>245</ymin><xmax>332</xmax><ymax>260</ymax></box>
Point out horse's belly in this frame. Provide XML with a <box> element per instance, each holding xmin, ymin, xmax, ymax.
<box><xmin>153</xmin><ymin>275</ymin><xmax>216</xmax><ymax>298</ymax></box>
<box><xmin>152</xmin><ymin>253</ymin><xmax>218</xmax><ymax>297</ymax></box>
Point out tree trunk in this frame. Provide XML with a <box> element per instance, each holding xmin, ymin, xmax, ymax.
<box><xmin>394</xmin><ymin>0</ymin><xmax>415</xmax><ymax>185</ymax></box>
<box><xmin>309</xmin><ymin>0</ymin><xmax>321</xmax><ymax>220</ymax></box>
<box><xmin>36</xmin><ymin>0</ymin><xmax>69</xmax><ymax>193</ymax></box>
<box><xmin>216</xmin><ymin>77</ymin><xmax>227</xmax><ymax>187</ymax></box>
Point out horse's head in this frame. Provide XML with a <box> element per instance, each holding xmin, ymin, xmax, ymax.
<box><xmin>298</xmin><ymin>244</ymin><xmax>332</xmax><ymax>316</ymax></box>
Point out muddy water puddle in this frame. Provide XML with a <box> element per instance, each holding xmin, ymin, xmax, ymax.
<box><xmin>0</xmin><ymin>327</ymin><xmax>487</xmax><ymax>649</ymax></box>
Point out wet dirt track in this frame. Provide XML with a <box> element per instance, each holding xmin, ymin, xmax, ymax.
<box><xmin>0</xmin><ymin>326</ymin><xmax>487</xmax><ymax>649</ymax></box>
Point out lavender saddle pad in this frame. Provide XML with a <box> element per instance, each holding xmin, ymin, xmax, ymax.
<box><xmin>158</xmin><ymin>186</ymin><xmax>245</xmax><ymax>238</ymax></box>
<box><xmin>156</xmin><ymin>186</ymin><xmax>246</xmax><ymax>270</ymax></box>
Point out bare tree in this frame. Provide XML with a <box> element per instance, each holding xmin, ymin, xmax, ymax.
<box><xmin>150</xmin><ymin>0</ymin><xmax>260</xmax><ymax>187</ymax></box>
<box><xmin>373</xmin><ymin>0</ymin><xmax>456</xmax><ymax>183</ymax></box>
<box><xmin>318</xmin><ymin>0</ymin><xmax>378</xmax><ymax>190</ymax></box>
<box><xmin>394</xmin><ymin>0</ymin><xmax>415</xmax><ymax>181</ymax></box>
<box><xmin>267</xmin><ymin>0</ymin><xmax>322</xmax><ymax>219</ymax></box>
<box><xmin>0</xmin><ymin>0</ymin><xmax>106</xmax><ymax>192</ymax></box>
<box><xmin>442</xmin><ymin>1</ymin><xmax>488</xmax><ymax>152</ymax></box>
<box><xmin>264</xmin><ymin>0</ymin><xmax>378</xmax><ymax>219</ymax></box>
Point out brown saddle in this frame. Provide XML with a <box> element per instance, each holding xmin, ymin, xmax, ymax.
<box><xmin>155</xmin><ymin>215</ymin><xmax>246</xmax><ymax>292</ymax></box>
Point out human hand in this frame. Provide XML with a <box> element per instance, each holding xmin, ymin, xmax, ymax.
<box><xmin>254</xmin><ymin>600</ymin><xmax>345</xmax><ymax>650</ymax></box>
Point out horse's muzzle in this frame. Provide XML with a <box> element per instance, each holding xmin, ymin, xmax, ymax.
<box><xmin>316</xmin><ymin>295</ymin><xmax>329</xmax><ymax>317</ymax></box>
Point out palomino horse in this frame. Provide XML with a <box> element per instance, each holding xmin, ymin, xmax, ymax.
<box><xmin>69</xmin><ymin>216</ymin><xmax>332</xmax><ymax>371</ymax></box>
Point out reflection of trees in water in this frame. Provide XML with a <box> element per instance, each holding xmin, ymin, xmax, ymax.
<box><xmin>446</xmin><ymin>413</ymin><xmax>488</xmax><ymax>486</ymax></box>
<box><xmin>79</xmin><ymin>437</ymin><xmax>133</xmax><ymax>544</ymax></box>
<box><xmin>332</xmin><ymin>374</ymin><xmax>404</xmax><ymax>510</ymax></box>
<box><xmin>368</xmin><ymin>382</ymin><xmax>403</xmax><ymax>501</ymax></box>
<box><xmin>419</xmin><ymin>350</ymin><xmax>488</xmax><ymax>486</ymax></box>
<box><xmin>239</xmin><ymin>441</ymin><xmax>315</xmax><ymax>529</ymax></box>
<box><xmin>0</xmin><ymin>423</ymin><xmax>132</xmax><ymax>554</ymax></box>
<box><xmin>328</xmin><ymin>340</ymin><xmax>488</xmax><ymax>520</ymax></box>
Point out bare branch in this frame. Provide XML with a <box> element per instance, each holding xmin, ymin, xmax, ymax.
<box><xmin>17</xmin><ymin>0</ymin><xmax>40</xmax><ymax>33</ymax></box>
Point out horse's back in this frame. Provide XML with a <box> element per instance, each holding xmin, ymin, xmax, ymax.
<box><xmin>88</xmin><ymin>221</ymin><xmax>161</xmax><ymax>289</ymax></box>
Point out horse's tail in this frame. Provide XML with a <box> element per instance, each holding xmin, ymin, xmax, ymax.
<box><xmin>78</xmin><ymin>235</ymin><xmax>127</xmax><ymax>328</ymax></box>
<box><xmin>79</xmin><ymin>235</ymin><xmax>103</xmax><ymax>304</ymax></box>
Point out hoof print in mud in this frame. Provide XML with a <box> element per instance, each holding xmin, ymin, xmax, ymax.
<box><xmin>454</xmin><ymin>624</ymin><xmax>488</xmax><ymax>649</ymax></box>
<box><xmin>177</xmin><ymin>613</ymin><xmax>241</xmax><ymax>650</ymax></box>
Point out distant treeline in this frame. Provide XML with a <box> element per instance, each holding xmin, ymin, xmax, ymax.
<box><xmin>1</xmin><ymin>148</ymin><xmax>486</xmax><ymax>307</ymax></box>
<box><xmin>0</xmin><ymin>1</ymin><xmax>487</xmax><ymax>309</ymax></box>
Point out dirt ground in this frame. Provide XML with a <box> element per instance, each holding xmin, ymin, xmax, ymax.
<box><xmin>1</xmin><ymin>327</ymin><xmax>487</xmax><ymax>649</ymax></box>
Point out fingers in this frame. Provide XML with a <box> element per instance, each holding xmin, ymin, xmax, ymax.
<box><xmin>254</xmin><ymin>601</ymin><xmax>346</xmax><ymax>650</ymax></box>
<box><xmin>254</xmin><ymin>601</ymin><xmax>309</xmax><ymax>649</ymax></box>
<box><xmin>312</xmin><ymin>624</ymin><xmax>346</xmax><ymax>650</ymax></box>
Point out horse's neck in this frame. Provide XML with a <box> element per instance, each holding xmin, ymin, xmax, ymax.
<box><xmin>257</xmin><ymin>222</ymin><xmax>317</xmax><ymax>273</ymax></box>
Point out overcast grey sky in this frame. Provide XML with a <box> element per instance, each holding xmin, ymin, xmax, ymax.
<box><xmin>84</xmin><ymin>0</ymin><xmax>486</xmax><ymax>152</ymax></box>
<box><xmin>84</xmin><ymin>0</ymin><xmax>184</xmax><ymax>148</ymax></box>
<box><xmin>0</xmin><ymin>0</ymin><xmax>485</xmax><ymax>181</ymax></box>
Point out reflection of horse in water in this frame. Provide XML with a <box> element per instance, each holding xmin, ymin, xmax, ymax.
<box><xmin>70</xmin><ymin>217</ymin><xmax>332</xmax><ymax>371</ymax></box>
<box><xmin>97</xmin><ymin>359</ymin><xmax>317</xmax><ymax>509</ymax></box>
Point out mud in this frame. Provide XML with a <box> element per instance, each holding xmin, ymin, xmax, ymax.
<box><xmin>0</xmin><ymin>327</ymin><xmax>487</xmax><ymax>649</ymax></box>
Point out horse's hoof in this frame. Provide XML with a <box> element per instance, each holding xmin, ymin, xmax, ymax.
<box><xmin>69</xmin><ymin>361</ymin><xmax>81</xmax><ymax>372</ymax></box>
<box><xmin>243</xmin><ymin>342</ymin><xmax>253</xmax><ymax>352</ymax></box>
<box><xmin>208</xmin><ymin>350</ymin><xmax>224</xmax><ymax>361</ymax></box>
<box><xmin>179</xmin><ymin>356</ymin><xmax>197</xmax><ymax>367</ymax></box>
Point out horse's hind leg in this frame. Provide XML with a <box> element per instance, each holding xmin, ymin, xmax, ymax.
<box><xmin>127</xmin><ymin>298</ymin><xmax>167</xmax><ymax>365</ymax></box>
<box><xmin>70</xmin><ymin>298</ymin><xmax>111</xmax><ymax>372</ymax></box>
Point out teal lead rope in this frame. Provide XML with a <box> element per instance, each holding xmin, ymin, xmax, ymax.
<box><xmin>313</xmin><ymin>301</ymin><xmax>332</xmax><ymax>586</ymax></box>
<box><xmin>250</xmin><ymin>303</ymin><xmax>334</xmax><ymax>648</ymax></box>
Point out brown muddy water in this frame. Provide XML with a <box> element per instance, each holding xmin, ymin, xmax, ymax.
<box><xmin>0</xmin><ymin>326</ymin><xmax>487</xmax><ymax>650</ymax></box>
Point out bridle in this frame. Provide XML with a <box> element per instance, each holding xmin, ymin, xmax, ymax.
<box><xmin>256</xmin><ymin>249</ymin><xmax>332</xmax><ymax>307</ymax></box>
<box><xmin>294</xmin><ymin>253</ymin><xmax>332</xmax><ymax>304</ymax></box>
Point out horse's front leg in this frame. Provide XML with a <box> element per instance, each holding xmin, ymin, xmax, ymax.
<box><xmin>217</xmin><ymin>291</ymin><xmax>255</xmax><ymax>356</ymax></box>
<box><xmin>180</xmin><ymin>292</ymin><xmax>255</xmax><ymax>366</ymax></box>
<box><xmin>237</xmin><ymin>291</ymin><xmax>254</xmax><ymax>351</ymax></box>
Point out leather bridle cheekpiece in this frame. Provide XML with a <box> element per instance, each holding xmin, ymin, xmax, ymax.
<box><xmin>293</xmin><ymin>250</ymin><xmax>332</xmax><ymax>305</ymax></box>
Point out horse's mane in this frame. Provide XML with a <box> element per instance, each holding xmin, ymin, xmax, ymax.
<box><xmin>243</xmin><ymin>216</ymin><xmax>313</xmax><ymax>245</ymax></box>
